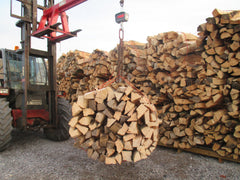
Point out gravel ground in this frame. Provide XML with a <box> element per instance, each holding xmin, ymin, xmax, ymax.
<box><xmin>0</xmin><ymin>129</ymin><xmax>240</xmax><ymax>180</ymax></box>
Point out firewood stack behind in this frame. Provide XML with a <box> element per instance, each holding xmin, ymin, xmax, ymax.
<box><xmin>57</xmin><ymin>49</ymin><xmax>112</xmax><ymax>103</ymax></box>
<box><xmin>195</xmin><ymin>9</ymin><xmax>240</xmax><ymax>159</ymax></box>
<box><xmin>85</xmin><ymin>49</ymin><xmax>112</xmax><ymax>92</ymax></box>
<box><xmin>145</xmin><ymin>31</ymin><xmax>205</xmax><ymax>106</ymax></box>
<box><xmin>60</xmin><ymin>8</ymin><xmax>240</xmax><ymax>162</ymax></box>
<box><xmin>109</xmin><ymin>41</ymin><xmax>153</xmax><ymax>95</ymax></box>
<box><xmin>153</xmin><ymin>9</ymin><xmax>240</xmax><ymax>160</ymax></box>
<box><xmin>57</xmin><ymin>50</ymin><xmax>90</xmax><ymax>102</ymax></box>
<box><xmin>145</xmin><ymin>31</ymin><xmax>209</xmax><ymax>149</ymax></box>
<box><xmin>69</xmin><ymin>84</ymin><xmax>161</xmax><ymax>164</ymax></box>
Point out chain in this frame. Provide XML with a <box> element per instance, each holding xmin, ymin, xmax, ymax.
<box><xmin>117</xmin><ymin>24</ymin><xmax>124</xmax><ymax>82</ymax></box>
<box><xmin>116</xmin><ymin>0</ymin><xmax>125</xmax><ymax>82</ymax></box>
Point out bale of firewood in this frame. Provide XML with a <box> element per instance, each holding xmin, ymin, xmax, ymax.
<box><xmin>69</xmin><ymin>83</ymin><xmax>161</xmax><ymax>164</ymax></box>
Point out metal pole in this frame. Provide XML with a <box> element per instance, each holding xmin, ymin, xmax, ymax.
<box><xmin>48</xmin><ymin>41</ymin><xmax>57</xmax><ymax>126</ymax></box>
<box><xmin>32</xmin><ymin>0</ymin><xmax>37</xmax><ymax>32</ymax></box>
<box><xmin>47</xmin><ymin>0</ymin><xmax>58</xmax><ymax>127</ymax></box>
<box><xmin>20</xmin><ymin>0</ymin><xmax>31</xmax><ymax>129</ymax></box>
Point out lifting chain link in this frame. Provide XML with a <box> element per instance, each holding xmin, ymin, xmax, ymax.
<box><xmin>116</xmin><ymin>0</ymin><xmax>125</xmax><ymax>82</ymax></box>
<box><xmin>117</xmin><ymin>24</ymin><xmax>124</xmax><ymax>82</ymax></box>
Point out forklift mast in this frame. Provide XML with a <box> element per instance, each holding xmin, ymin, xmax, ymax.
<box><xmin>10</xmin><ymin>0</ymin><xmax>87</xmax><ymax>129</ymax></box>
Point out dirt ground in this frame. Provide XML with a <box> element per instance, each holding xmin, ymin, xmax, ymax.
<box><xmin>0</xmin><ymin>129</ymin><xmax>240</xmax><ymax>180</ymax></box>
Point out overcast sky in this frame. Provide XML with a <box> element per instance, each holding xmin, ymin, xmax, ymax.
<box><xmin>0</xmin><ymin>0</ymin><xmax>239</xmax><ymax>58</ymax></box>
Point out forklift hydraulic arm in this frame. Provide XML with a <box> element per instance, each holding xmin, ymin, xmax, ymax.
<box><xmin>32</xmin><ymin>0</ymin><xmax>87</xmax><ymax>42</ymax></box>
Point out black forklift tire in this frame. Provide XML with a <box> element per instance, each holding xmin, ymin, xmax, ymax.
<box><xmin>0</xmin><ymin>98</ymin><xmax>13</xmax><ymax>152</ymax></box>
<box><xmin>44</xmin><ymin>98</ymin><xmax>72</xmax><ymax>141</ymax></box>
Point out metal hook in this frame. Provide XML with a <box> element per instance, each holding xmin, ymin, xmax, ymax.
<box><xmin>119</xmin><ymin>28</ymin><xmax>124</xmax><ymax>40</ymax></box>
<box><xmin>120</xmin><ymin>0</ymin><xmax>124</xmax><ymax>7</ymax></box>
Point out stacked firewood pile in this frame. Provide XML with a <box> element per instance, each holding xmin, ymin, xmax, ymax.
<box><xmin>145</xmin><ymin>9</ymin><xmax>240</xmax><ymax>160</ymax></box>
<box><xmin>144</xmin><ymin>31</ymin><xmax>209</xmax><ymax>149</ymax></box>
<box><xmin>57</xmin><ymin>41</ymin><xmax>153</xmax><ymax>103</ymax></box>
<box><xmin>108</xmin><ymin>41</ymin><xmax>154</xmax><ymax>96</ymax></box>
<box><xmin>145</xmin><ymin>31</ymin><xmax>205</xmax><ymax>106</ymax></box>
<box><xmin>195</xmin><ymin>9</ymin><xmax>240</xmax><ymax>159</ymax></box>
<box><xmin>57</xmin><ymin>50</ymin><xmax>90</xmax><ymax>102</ymax></box>
<box><xmin>61</xmin><ymin>8</ymin><xmax>240</xmax><ymax>161</ymax></box>
<box><xmin>57</xmin><ymin>49</ymin><xmax>111</xmax><ymax>103</ymax></box>
<box><xmin>69</xmin><ymin>84</ymin><xmax>160</xmax><ymax>164</ymax></box>
<box><xmin>77</xmin><ymin>49</ymin><xmax>111</xmax><ymax>98</ymax></box>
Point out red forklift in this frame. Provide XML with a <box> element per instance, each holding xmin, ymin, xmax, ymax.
<box><xmin>0</xmin><ymin>0</ymin><xmax>87</xmax><ymax>151</ymax></box>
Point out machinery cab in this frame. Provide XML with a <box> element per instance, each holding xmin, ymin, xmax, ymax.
<box><xmin>0</xmin><ymin>48</ymin><xmax>50</xmax><ymax>128</ymax></box>
<box><xmin>0</xmin><ymin>48</ymin><xmax>48</xmax><ymax>88</ymax></box>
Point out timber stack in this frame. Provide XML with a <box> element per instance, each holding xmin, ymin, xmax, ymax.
<box><xmin>62</xmin><ymin>9</ymin><xmax>240</xmax><ymax>162</ymax></box>
<box><xmin>149</xmin><ymin>9</ymin><xmax>240</xmax><ymax>160</ymax></box>
<box><xmin>195</xmin><ymin>9</ymin><xmax>240</xmax><ymax>159</ymax></box>
<box><xmin>109</xmin><ymin>41</ymin><xmax>154</xmax><ymax>96</ymax></box>
<box><xmin>76</xmin><ymin>49</ymin><xmax>111</xmax><ymax>98</ymax></box>
<box><xmin>57</xmin><ymin>49</ymin><xmax>111</xmax><ymax>103</ymax></box>
<box><xmin>57</xmin><ymin>50</ymin><xmax>90</xmax><ymax>102</ymax></box>
<box><xmin>68</xmin><ymin>84</ymin><xmax>160</xmax><ymax>164</ymax></box>
<box><xmin>145</xmin><ymin>31</ymin><xmax>205</xmax><ymax>106</ymax></box>
<box><xmin>145</xmin><ymin>31</ymin><xmax>210</xmax><ymax>149</ymax></box>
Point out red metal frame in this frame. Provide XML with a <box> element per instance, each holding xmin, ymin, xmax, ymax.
<box><xmin>32</xmin><ymin>0</ymin><xmax>87</xmax><ymax>42</ymax></box>
<box><xmin>12</xmin><ymin>109</ymin><xmax>49</xmax><ymax>126</ymax></box>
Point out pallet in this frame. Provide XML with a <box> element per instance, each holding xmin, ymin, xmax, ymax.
<box><xmin>158</xmin><ymin>142</ymin><xmax>240</xmax><ymax>164</ymax></box>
